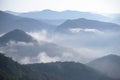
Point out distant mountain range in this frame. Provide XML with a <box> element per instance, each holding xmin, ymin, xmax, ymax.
<box><xmin>1</xmin><ymin>10</ymin><xmax>120</xmax><ymax>34</ymax></box>
<box><xmin>0</xmin><ymin>53</ymin><xmax>114</xmax><ymax>80</ymax></box>
<box><xmin>5</xmin><ymin>10</ymin><xmax>21</xmax><ymax>15</ymax></box>
<box><xmin>19</xmin><ymin>9</ymin><xmax>109</xmax><ymax>21</ymax></box>
<box><xmin>0</xmin><ymin>11</ymin><xmax>55</xmax><ymax>34</ymax></box>
<box><xmin>0</xmin><ymin>9</ymin><xmax>119</xmax><ymax>80</ymax></box>
<box><xmin>5</xmin><ymin>9</ymin><xmax>120</xmax><ymax>25</ymax></box>
<box><xmin>56</xmin><ymin>18</ymin><xmax>120</xmax><ymax>33</ymax></box>
<box><xmin>6</xmin><ymin>10</ymin><xmax>112</xmax><ymax>26</ymax></box>
<box><xmin>87</xmin><ymin>54</ymin><xmax>120</xmax><ymax>79</ymax></box>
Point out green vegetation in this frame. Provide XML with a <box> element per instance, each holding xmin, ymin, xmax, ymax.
<box><xmin>0</xmin><ymin>53</ymin><xmax>115</xmax><ymax>80</ymax></box>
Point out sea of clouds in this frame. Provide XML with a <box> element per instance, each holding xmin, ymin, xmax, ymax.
<box><xmin>0</xmin><ymin>29</ymin><xmax>120</xmax><ymax>64</ymax></box>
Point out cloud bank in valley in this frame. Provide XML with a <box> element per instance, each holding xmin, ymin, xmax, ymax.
<box><xmin>0</xmin><ymin>29</ymin><xmax>120</xmax><ymax>64</ymax></box>
<box><xmin>69</xmin><ymin>28</ymin><xmax>103</xmax><ymax>34</ymax></box>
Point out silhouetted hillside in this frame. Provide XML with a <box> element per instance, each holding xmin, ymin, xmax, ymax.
<box><xmin>0</xmin><ymin>11</ymin><xmax>54</xmax><ymax>33</ymax></box>
<box><xmin>87</xmin><ymin>54</ymin><xmax>120</xmax><ymax>79</ymax></box>
<box><xmin>0</xmin><ymin>53</ymin><xmax>114</xmax><ymax>80</ymax></box>
<box><xmin>56</xmin><ymin>18</ymin><xmax>120</xmax><ymax>33</ymax></box>
<box><xmin>0</xmin><ymin>29</ymin><xmax>35</xmax><ymax>46</ymax></box>
<box><xmin>27</xmin><ymin>62</ymin><xmax>113</xmax><ymax>80</ymax></box>
<box><xmin>20</xmin><ymin>9</ymin><xmax>109</xmax><ymax>21</ymax></box>
<box><xmin>0</xmin><ymin>53</ymin><xmax>59</xmax><ymax>80</ymax></box>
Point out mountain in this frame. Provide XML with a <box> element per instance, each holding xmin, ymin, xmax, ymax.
<box><xmin>112</xmin><ymin>16</ymin><xmax>120</xmax><ymax>25</ymax></box>
<box><xmin>0</xmin><ymin>53</ymin><xmax>29</xmax><ymax>80</ymax></box>
<box><xmin>87</xmin><ymin>54</ymin><xmax>120</xmax><ymax>79</ymax></box>
<box><xmin>41</xmin><ymin>19</ymin><xmax>66</xmax><ymax>26</ymax></box>
<box><xmin>0</xmin><ymin>53</ymin><xmax>53</xmax><ymax>80</ymax></box>
<box><xmin>19</xmin><ymin>9</ymin><xmax>110</xmax><ymax>25</ymax></box>
<box><xmin>20</xmin><ymin>9</ymin><xmax>109</xmax><ymax>21</ymax></box>
<box><xmin>55</xmin><ymin>18</ymin><xmax>120</xmax><ymax>33</ymax></box>
<box><xmin>0</xmin><ymin>53</ymin><xmax>114</xmax><ymax>80</ymax></box>
<box><xmin>0</xmin><ymin>29</ymin><xmax>34</xmax><ymax>46</ymax></box>
<box><xmin>0</xmin><ymin>29</ymin><xmax>84</xmax><ymax>63</ymax></box>
<box><xmin>5</xmin><ymin>10</ymin><xmax>21</xmax><ymax>15</ymax></box>
<box><xmin>0</xmin><ymin>29</ymin><xmax>85</xmax><ymax>64</ymax></box>
<box><xmin>0</xmin><ymin>11</ymin><xmax>55</xmax><ymax>34</ymax></box>
<box><xmin>26</xmin><ymin>62</ymin><xmax>114</xmax><ymax>80</ymax></box>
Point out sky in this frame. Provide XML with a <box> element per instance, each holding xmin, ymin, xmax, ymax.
<box><xmin>0</xmin><ymin>0</ymin><xmax>120</xmax><ymax>13</ymax></box>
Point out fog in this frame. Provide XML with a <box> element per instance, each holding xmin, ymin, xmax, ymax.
<box><xmin>0</xmin><ymin>29</ymin><xmax>120</xmax><ymax>64</ymax></box>
<box><xmin>0</xmin><ymin>40</ymin><xmax>85</xmax><ymax>64</ymax></box>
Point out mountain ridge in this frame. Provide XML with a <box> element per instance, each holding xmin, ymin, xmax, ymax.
<box><xmin>55</xmin><ymin>18</ymin><xmax>120</xmax><ymax>33</ymax></box>
<box><xmin>87</xmin><ymin>54</ymin><xmax>120</xmax><ymax>79</ymax></box>
<box><xmin>20</xmin><ymin>9</ymin><xmax>109</xmax><ymax>21</ymax></box>
<box><xmin>0</xmin><ymin>29</ymin><xmax>35</xmax><ymax>46</ymax></box>
<box><xmin>0</xmin><ymin>11</ymin><xmax>55</xmax><ymax>33</ymax></box>
<box><xmin>0</xmin><ymin>53</ymin><xmax>114</xmax><ymax>80</ymax></box>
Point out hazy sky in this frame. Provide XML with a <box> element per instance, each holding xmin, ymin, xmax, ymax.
<box><xmin>0</xmin><ymin>0</ymin><xmax>120</xmax><ymax>13</ymax></box>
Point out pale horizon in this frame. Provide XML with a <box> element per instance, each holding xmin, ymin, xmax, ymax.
<box><xmin>0</xmin><ymin>0</ymin><xmax>120</xmax><ymax>14</ymax></box>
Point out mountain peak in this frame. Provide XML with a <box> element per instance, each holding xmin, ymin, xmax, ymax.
<box><xmin>56</xmin><ymin>17</ymin><xmax>120</xmax><ymax>33</ymax></box>
<box><xmin>10</xmin><ymin>29</ymin><xmax>25</xmax><ymax>34</ymax></box>
<box><xmin>100</xmin><ymin>54</ymin><xmax>120</xmax><ymax>60</ymax></box>
<box><xmin>88</xmin><ymin>54</ymin><xmax>120</xmax><ymax>79</ymax></box>
<box><xmin>0</xmin><ymin>11</ymin><xmax>18</xmax><ymax>18</ymax></box>
<box><xmin>106</xmin><ymin>54</ymin><xmax>119</xmax><ymax>57</ymax></box>
<box><xmin>0</xmin><ymin>29</ymin><xmax>34</xmax><ymax>45</ymax></box>
<box><xmin>88</xmin><ymin>54</ymin><xmax>120</xmax><ymax>63</ymax></box>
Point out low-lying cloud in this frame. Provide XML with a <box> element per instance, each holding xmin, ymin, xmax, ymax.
<box><xmin>28</xmin><ymin>30</ymin><xmax>52</xmax><ymax>43</ymax></box>
<box><xmin>20</xmin><ymin>52</ymin><xmax>60</xmax><ymax>64</ymax></box>
<box><xmin>69</xmin><ymin>28</ymin><xmax>103</xmax><ymax>34</ymax></box>
<box><xmin>0</xmin><ymin>29</ymin><xmax>120</xmax><ymax>64</ymax></box>
<box><xmin>0</xmin><ymin>40</ymin><xmax>86</xmax><ymax>64</ymax></box>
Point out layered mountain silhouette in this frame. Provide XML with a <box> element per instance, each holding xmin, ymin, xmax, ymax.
<box><xmin>87</xmin><ymin>54</ymin><xmax>120</xmax><ymax>79</ymax></box>
<box><xmin>0</xmin><ymin>53</ymin><xmax>51</xmax><ymax>80</ymax></box>
<box><xmin>0</xmin><ymin>53</ymin><xmax>114</xmax><ymax>80</ymax></box>
<box><xmin>0</xmin><ymin>9</ymin><xmax>119</xmax><ymax>80</ymax></box>
<box><xmin>0</xmin><ymin>29</ymin><xmax>34</xmax><ymax>46</ymax></box>
<box><xmin>5</xmin><ymin>10</ymin><xmax>21</xmax><ymax>15</ymax></box>
<box><xmin>0</xmin><ymin>11</ymin><xmax>54</xmax><ymax>34</ymax></box>
<box><xmin>56</xmin><ymin>18</ymin><xmax>120</xmax><ymax>33</ymax></box>
<box><xmin>20</xmin><ymin>9</ymin><xmax>109</xmax><ymax>21</ymax></box>
<box><xmin>18</xmin><ymin>9</ymin><xmax>111</xmax><ymax>25</ymax></box>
